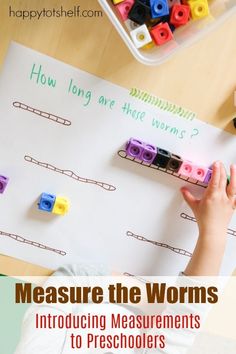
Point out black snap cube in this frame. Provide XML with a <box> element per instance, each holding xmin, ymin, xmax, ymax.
<box><xmin>139</xmin><ymin>0</ymin><xmax>150</xmax><ymax>4</ymax></box>
<box><xmin>233</xmin><ymin>117</ymin><xmax>236</xmax><ymax>128</ymax></box>
<box><xmin>153</xmin><ymin>148</ymin><xmax>171</xmax><ymax>168</ymax></box>
<box><xmin>128</xmin><ymin>0</ymin><xmax>151</xmax><ymax>25</ymax></box>
<box><xmin>167</xmin><ymin>154</ymin><xmax>183</xmax><ymax>172</ymax></box>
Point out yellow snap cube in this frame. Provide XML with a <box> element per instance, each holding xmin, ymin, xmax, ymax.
<box><xmin>112</xmin><ymin>0</ymin><xmax>124</xmax><ymax>4</ymax></box>
<box><xmin>189</xmin><ymin>0</ymin><xmax>210</xmax><ymax>20</ymax></box>
<box><xmin>52</xmin><ymin>196</ymin><xmax>70</xmax><ymax>215</ymax></box>
<box><xmin>142</xmin><ymin>41</ymin><xmax>155</xmax><ymax>50</ymax></box>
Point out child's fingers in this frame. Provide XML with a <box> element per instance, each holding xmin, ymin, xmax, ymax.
<box><xmin>180</xmin><ymin>187</ymin><xmax>198</xmax><ymax>210</ymax></box>
<box><xmin>219</xmin><ymin>162</ymin><xmax>227</xmax><ymax>190</ymax></box>
<box><xmin>207</xmin><ymin>161</ymin><xmax>221</xmax><ymax>192</ymax></box>
<box><xmin>227</xmin><ymin>164</ymin><xmax>236</xmax><ymax>198</ymax></box>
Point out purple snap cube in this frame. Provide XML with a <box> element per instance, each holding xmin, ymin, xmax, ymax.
<box><xmin>0</xmin><ymin>175</ymin><xmax>9</xmax><ymax>193</ymax></box>
<box><xmin>126</xmin><ymin>138</ymin><xmax>145</xmax><ymax>159</ymax></box>
<box><xmin>140</xmin><ymin>143</ymin><xmax>157</xmax><ymax>163</ymax></box>
<box><xmin>203</xmin><ymin>169</ymin><xmax>212</xmax><ymax>184</ymax></box>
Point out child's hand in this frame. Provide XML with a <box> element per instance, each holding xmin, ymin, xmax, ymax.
<box><xmin>181</xmin><ymin>162</ymin><xmax>236</xmax><ymax>244</ymax></box>
<box><xmin>181</xmin><ymin>162</ymin><xmax>236</xmax><ymax>276</ymax></box>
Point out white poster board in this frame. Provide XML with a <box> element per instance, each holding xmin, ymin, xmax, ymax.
<box><xmin>0</xmin><ymin>42</ymin><xmax>236</xmax><ymax>275</ymax></box>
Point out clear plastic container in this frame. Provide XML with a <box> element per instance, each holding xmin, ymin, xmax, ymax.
<box><xmin>98</xmin><ymin>0</ymin><xmax>236</xmax><ymax>66</ymax></box>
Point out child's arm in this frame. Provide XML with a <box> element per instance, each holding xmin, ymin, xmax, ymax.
<box><xmin>152</xmin><ymin>163</ymin><xmax>236</xmax><ymax>354</ymax></box>
<box><xmin>181</xmin><ymin>161</ymin><xmax>236</xmax><ymax>276</ymax></box>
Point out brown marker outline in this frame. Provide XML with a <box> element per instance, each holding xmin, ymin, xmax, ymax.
<box><xmin>180</xmin><ymin>212</ymin><xmax>236</xmax><ymax>237</ymax></box>
<box><xmin>13</xmin><ymin>101</ymin><xmax>71</xmax><ymax>126</ymax></box>
<box><xmin>123</xmin><ymin>272</ymin><xmax>149</xmax><ymax>284</ymax></box>
<box><xmin>0</xmin><ymin>229</ymin><xmax>66</xmax><ymax>256</ymax></box>
<box><xmin>127</xmin><ymin>230</ymin><xmax>192</xmax><ymax>257</ymax></box>
<box><xmin>24</xmin><ymin>155</ymin><xmax>116</xmax><ymax>192</ymax></box>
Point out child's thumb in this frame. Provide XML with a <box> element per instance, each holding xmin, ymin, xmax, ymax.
<box><xmin>180</xmin><ymin>187</ymin><xmax>197</xmax><ymax>210</ymax></box>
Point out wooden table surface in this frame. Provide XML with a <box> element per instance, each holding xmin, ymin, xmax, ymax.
<box><xmin>0</xmin><ymin>0</ymin><xmax>236</xmax><ymax>275</ymax></box>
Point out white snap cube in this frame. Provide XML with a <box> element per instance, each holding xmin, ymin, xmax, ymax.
<box><xmin>125</xmin><ymin>19</ymin><xmax>140</xmax><ymax>32</ymax></box>
<box><xmin>130</xmin><ymin>24</ymin><xmax>152</xmax><ymax>49</ymax></box>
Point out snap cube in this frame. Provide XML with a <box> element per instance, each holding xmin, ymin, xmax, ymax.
<box><xmin>140</xmin><ymin>143</ymin><xmax>157</xmax><ymax>163</ymax></box>
<box><xmin>168</xmin><ymin>0</ymin><xmax>181</xmax><ymax>7</ymax></box>
<box><xmin>167</xmin><ymin>154</ymin><xmax>183</xmax><ymax>172</ymax></box>
<box><xmin>150</xmin><ymin>0</ymin><xmax>169</xmax><ymax>19</ymax></box>
<box><xmin>227</xmin><ymin>175</ymin><xmax>230</xmax><ymax>185</ymax></box>
<box><xmin>233</xmin><ymin>118</ymin><xmax>236</xmax><ymax>129</ymax></box>
<box><xmin>142</xmin><ymin>41</ymin><xmax>156</xmax><ymax>50</ymax></box>
<box><xmin>159</xmin><ymin>14</ymin><xmax>170</xmax><ymax>22</ymax></box>
<box><xmin>116</xmin><ymin>0</ymin><xmax>135</xmax><ymax>21</ymax></box>
<box><xmin>179</xmin><ymin>160</ymin><xmax>194</xmax><ymax>177</ymax></box>
<box><xmin>130</xmin><ymin>24</ymin><xmax>152</xmax><ymax>48</ymax></box>
<box><xmin>150</xmin><ymin>22</ymin><xmax>173</xmax><ymax>45</ymax></box>
<box><xmin>128</xmin><ymin>0</ymin><xmax>151</xmax><ymax>25</ymax></box>
<box><xmin>113</xmin><ymin>0</ymin><xmax>125</xmax><ymax>4</ymax></box>
<box><xmin>52</xmin><ymin>197</ymin><xmax>70</xmax><ymax>215</ymax></box>
<box><xmin>138</xmin><ymin>0</ymin><xmax>151</xmax><ymax>4</ymax></box>
<box><xmin>158</xmin><ymin>15</ymin><xmax>176</xmax><ymax>32</ymax></box>
<box><xmin>38</xmin><ymin>193</ymin><xmax>56</xmax><ymax>212</ymax></box>
<box><xmin>153</xmin><ymin>148</ymin><xmax>171</xmax><ymax>168</ymax></box>
<box><xmin>203</xmin><ymin>169</ymin><xmax>212</xmax><ymax>184</ymax></box>
<box><xmin>189</xmin><ymin>0</ymin><xmax>209</xmax><ymax>20</ymax></box>
<box><xmin>191</xmin><ymin>165</ymin><xmax>208</xmax><ymax>182</ymax></box>
<box><xmin>0</xmin><ymin>175</ymin><xmax>9</xmax><ymax>194</ymax></box>
<box><xmin>125</xmin><ymin>19</ymin><xmax>140</xmax><ymax>31</ymax></box>
<box><xmin>126</xmin><ymin>138</ymin><xmax>145</xmax><ymax>159</ymax></box>
<box><xmin>170</xmin><ymin>4</ymin><xmax>190</xmax><ymax>27</ymax></box>
<box><xmin>169</xmin><ymin>23</ymin><xmax>176</xmax><ymax>32</ymax></box>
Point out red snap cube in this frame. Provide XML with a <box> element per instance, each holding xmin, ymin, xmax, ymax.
<box><xmin>150</xmin><ymin>22</ymin><xmax>173</xmax><ymax>46</ymax></box>
<box><xmin>170</xmin><ymin>4</ymin><xmax>190</xmax><ymax>27</ymax></box>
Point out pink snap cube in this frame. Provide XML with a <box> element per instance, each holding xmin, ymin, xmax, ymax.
<box><xmin>178</xmin><ymin>160</ymin><xmax>193</xmax><ymax>177</ymax></box>
<box><xmin>191</xmin><ymin>165</ymin><xmax>208</xmax><ymax>182</ymax></box>
<box><xmin>116</xmin><ymin>0</ymin><xmax>135</xmax><ymax>21</ymax></box>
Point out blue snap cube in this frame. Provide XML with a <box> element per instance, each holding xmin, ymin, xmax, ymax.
<box><xmin>150</xmin><ymin>0</ymin><xmax>169</xmax><ymax>19</ymax></box>
<box><xmin>38</xmin><ymin>193</ymin><xmax>56</xmax><ymax>212</ymax></box>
